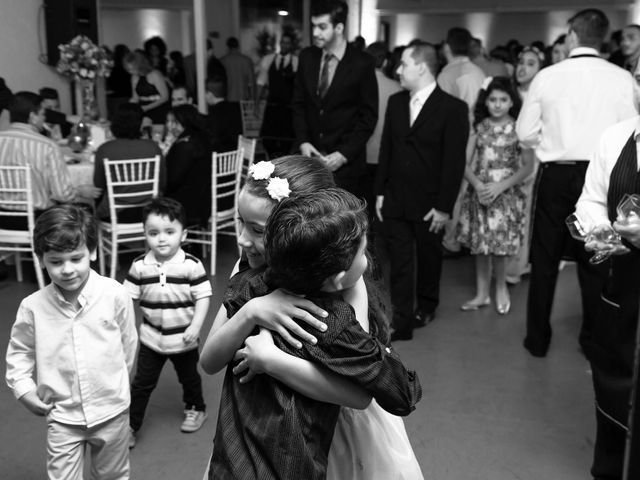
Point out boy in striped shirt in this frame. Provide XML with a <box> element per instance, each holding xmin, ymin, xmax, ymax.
<box><xmin>124</xmin><ymin>197</ymin><xmax>211</xmax><ymax>448</ymax></box>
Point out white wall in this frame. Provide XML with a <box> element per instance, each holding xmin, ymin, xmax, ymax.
<box><xmin>0</xmin><ymin>0</ymin><xmax>73</xmax><ymax>113</ymax></box>
<box><xmin>101</xmin><ymin>8</ymin><xmax>190</xmax><ymax>54</ymax></box>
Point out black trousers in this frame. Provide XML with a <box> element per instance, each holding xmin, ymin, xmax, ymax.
<box><xmin>525</xmin><ymin>163</ymin><xmax>608</xmax><ymax>354</ymax></box>
<box><xmin>385</xmin><ymin>216</ymin><xmax>443</xmax><ymax>334</ymax></box>
<box><xmin>130</xmin><ymin>343</ymin><xmax>205</xmax><ymax>431</ymax></box>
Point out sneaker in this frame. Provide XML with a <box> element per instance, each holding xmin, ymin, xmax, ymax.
<box><xmin>181</xmin><ymin>408</ymin><xmax>207</xmax><ymax>433</ymax></box>
<box><xmin>129</xmin><ymin>428</ymin><xmax>136</xmax><ymax>449</ymax></box>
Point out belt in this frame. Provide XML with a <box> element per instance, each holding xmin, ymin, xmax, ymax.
<box><xmin>543</xmin><ymin>161</ymin><xmax>588</xmax><ymax>167</ymax></box>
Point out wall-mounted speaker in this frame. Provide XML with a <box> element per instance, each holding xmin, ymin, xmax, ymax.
<box><xmin>44</xmin><ymin>0</ymin><xmax>98</xmax><ymax>66</ymax></box>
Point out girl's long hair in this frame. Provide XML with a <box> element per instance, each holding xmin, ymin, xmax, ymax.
<box><xmin>473</xmin><ymin>76</ymin><xmax>521</xmax><ymax>129</ymax></box>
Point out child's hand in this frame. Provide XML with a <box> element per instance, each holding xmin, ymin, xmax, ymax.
<box><xmin>477</xmin><ymin>182</ymin><xmax>504</xmax><ymax>205</ymax></box>
<box><xmin>19</xmin><ymin>390</ymin><xmax>53</xmax><ymax>416</ymax></box>
<box><xmin>183</xmin><ymin>325</ymin><xmax>200</xmax><ymax>344</ymax></box>
<box><xmin>232</xmin><ymin>329</ymin><xmax>278</xmax><ymax>383</ymax></box>
<box><xmin>245</xmin><ymin>289</ymin><xmax>328</xmax><ymax>349</ymax></box>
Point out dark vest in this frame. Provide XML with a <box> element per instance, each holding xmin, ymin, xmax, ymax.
<box><xmin>267</xmin><ymin>55</ymin><xmax>295</xmax><ymax>105</ymax></box>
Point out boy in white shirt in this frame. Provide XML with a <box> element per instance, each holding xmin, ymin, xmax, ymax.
<box><xmin>5</xmin><ymin>204</ymin><xmax>138</xmax><ymax>480</ymax></box>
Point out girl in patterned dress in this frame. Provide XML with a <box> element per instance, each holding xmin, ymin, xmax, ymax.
<box><xmin>457</xmin><ymin>77</ymin><xmax>534</xmax><ymax>314</ymax></box>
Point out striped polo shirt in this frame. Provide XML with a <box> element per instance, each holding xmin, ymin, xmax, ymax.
<box><xmin>124</xmin><ymin>249</ymin><xmax>212</xmax><ymax>354</ymax></box>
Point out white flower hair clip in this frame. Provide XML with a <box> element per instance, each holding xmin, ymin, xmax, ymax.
<box><xmin>249</xmin><ymin>161</ymin><xmax>291</xmax><ymax>202</ymax></box>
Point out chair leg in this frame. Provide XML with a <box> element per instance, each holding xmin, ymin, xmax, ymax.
<box><xmin>33</xmin><ymin>254</ymin><xmax>45</xmax><ymax>289</ymax></box>
<box><xmin>110</xmin><ymin>233</ymin><xmax>118</xmax><ymax>279</ymax></box>
<box><xmin>98</xmin><ymin>229</ymin><xmax>106</xmax><ymax>276</ymax></box>
<box><xmin>14</xmin><ymin>252</ymin><xmax>23</xmax><ymax>282</ymax></box>
<box><xmin>211</xmin><ymin>232</ymin><xmax>217</xmax><ymax>276</ymax></box>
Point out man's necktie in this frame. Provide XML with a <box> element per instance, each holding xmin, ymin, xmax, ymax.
<box><xmin>410</xmin><ymin>96</ymin><xmax>421</xmax><ymax>126</ymax></box>
<box><xmin>317</xmin><ymin>52</ymin><xmax>332</xmax><ymax>98</ymax></box>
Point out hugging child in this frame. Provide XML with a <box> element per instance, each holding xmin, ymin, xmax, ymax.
<box><xmin>5</xmin><ymin>204</ymin><xmax>138</xmax><ymax>479</ymax></box>
<box><xmin>207</xmin><ymin>187</ymin><xmax>422</xmax><ymax>479</ymax></box>
<box><xmin>123</xmin><ymin>197</ymin><xmax>212</xmax><ymax>447</ymax></box>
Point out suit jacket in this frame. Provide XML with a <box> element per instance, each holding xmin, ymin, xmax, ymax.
<box><xmin>292</xmin><ymin>44</ymin><xmax>378</xmax><ymax>179</ymax></box>
<box><xmin>207</xmin><ymin>101</ymin><xmax>242</xmax><ymax>153</ymax></box>
<box><xmin>375</xmin><ymin>86</ymin><xmax>469</xmax><ymax>220</ymax></box>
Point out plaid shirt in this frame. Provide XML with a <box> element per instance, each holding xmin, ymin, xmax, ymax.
<box><xmin>209</xmin><ymin>270</ymin><xmax>422</xmax><ymax>480</ymax></box>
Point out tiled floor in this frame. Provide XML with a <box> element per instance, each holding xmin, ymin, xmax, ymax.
<box><xmin>0</xmin><ymin>239</ymin><xmax>596</xmax><ymax>479</ymax></box>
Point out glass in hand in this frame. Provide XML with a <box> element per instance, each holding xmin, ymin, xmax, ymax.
<box><xmin>616</xmin><ymin>193</ymin><xmax>640</xmax><ymax>224</ymax></box>
<box><xmin>565</xmin><ymin>214</ymin><xmax>624</xmax><ymax>264</ymax></box>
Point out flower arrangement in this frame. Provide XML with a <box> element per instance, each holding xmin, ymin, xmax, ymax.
<box><xmin>249</xmin><ymin>161</ymin><xmax>291</xmax><ymax>202</ymax></box>
<box><xmin>56</xmin><ymin>35</ymin><xmax>113</xmax><ymax>81</ymax></box>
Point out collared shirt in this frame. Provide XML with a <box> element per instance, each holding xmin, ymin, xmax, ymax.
<box><xmin>516</xmin><ymin>47</ymin><xmax>637</xmax><ymax>163</ymax></box>
<box><xmin>123</xmin><ymin>249</ymin><xmax>212</xmax><ymax>354</ymax></box>
<box><xmin>211</xmin><ymin>269</ymin><xmax>422</xmax><ymax>479</ymax></box>
<box><xmin>256</xmin><ymin>52</ymin><xmax>299</xmax><ymax>87</ymax></box>
<box><xmin>0</xmin><ymin>123</ymin><xmax>76</xmax><ymax>210</ymax></box>
<box><xmin>5</xmin><ymin>270</ymin><xmax>138</xmax><ymax>427</ymax></box>
<box><xmin>409</xmin><ymin>81</ymin><xmax>437</xmax><ymax>125</ymax></box>
<box><xmin>575</xmin><ymin>115</ymin><xmax>640</xmax><ymax>229</ymax></box>
<box><xmin>319</xmin><ymin>39</ymin><xmax>347</xmax><ymax>92</ymax></box>
<box><xmin>437</xmin><ymin>56</ymin><xmax>485</xmax><ymax>123</ymax></box>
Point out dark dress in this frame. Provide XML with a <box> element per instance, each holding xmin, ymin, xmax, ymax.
<box><xmin>165</xmin><ymin>131</ymin><xmax>212</xmax><ymax>224</ymax></box>
<box><xmin>135</xmin><ymin>74</ymin><xmax>169</xmax><ymax>124</ymax></box>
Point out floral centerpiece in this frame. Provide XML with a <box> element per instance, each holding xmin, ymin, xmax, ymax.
<box><xmin>56</xmin><ymin>35</ymin><xmax>113</xmax><ymax>120</ymax></box>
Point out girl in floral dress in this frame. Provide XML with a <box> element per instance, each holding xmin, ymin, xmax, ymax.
<box><xmin>457</xmin><ymin>77</ymin><xmax>534</xmax><ymax>314</ymax></box>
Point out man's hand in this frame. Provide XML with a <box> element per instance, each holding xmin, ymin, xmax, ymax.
<box><xmin>614</xmin><ymin>217</ymin><xmax>640</xmax><ymax>249</ymax></box>
<box><xmin>300</xmin><ymin>142</ymin><xmax>322</xmax><ymax>158</ymax></box>
<box><xmin>323</xmin><ymin>151</ymin><xmax>347</xmax><ymax>172</ymax></box>
<box><xmin>375</xmin><ymin>196</ymin><xmax>384</xmax><ymax>223</ymax></box>
<box><xmin>423</xmin><ymin>208</ymin><xmax>450</xmax><ymax>233</ymax></box>
<box><xmin>76</xmin><ymin>184</ymin><xmax>102</xmax><ymax>199</ymax></box>
<box><xmin>19</xmin><ymin>389</ymin><xmax>53</xmax><ymax>416</ymax></box>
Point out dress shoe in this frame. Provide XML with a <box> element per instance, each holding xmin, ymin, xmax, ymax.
<box><xmin>414</xmin><ymin>310</ymin><xmax>435</xmax><ymax>328</ymax></box>
<box><xmin>460</xmin><ymin>297</ymin><xmax>491</xmax><ymax>311</ymax></box>
<box><xmin>496</xmin><ymin>300</ymin><xmax>511</xmax><ymax>315</ymax></box>
<box><xmin>390</xmin><ymin>329</ymin><xmax>413</xmax><ymax>341</ymax></box>
<box><xmin>523</xmin><ymin>338</ymin><xmax>548</xmax><ymax>358</ymax></box>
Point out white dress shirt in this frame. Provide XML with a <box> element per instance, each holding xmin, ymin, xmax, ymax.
<box><xmin>575</xmin><ymin>115</ymin><xmax>640</xmax><ymax>229</ymax></box>
<box><xmin>5</xmin><ymin>270</ymin><xmax>138</xmax><ymax>427</ymax></box>
<box><xmin>410</xmin><ymin>81</ymin><xmax>437</xmax><ymax>126</ymax></box>
<box><xmin>516</xmin><ymin>47</ymin><xmax>637</xmax><ymax>163</ymax></box>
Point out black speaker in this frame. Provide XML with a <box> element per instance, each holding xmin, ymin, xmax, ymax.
<box><xmin>44</xmin><ymin>0</ymin><xmax>99</xmax><ymax>66</ymax></box>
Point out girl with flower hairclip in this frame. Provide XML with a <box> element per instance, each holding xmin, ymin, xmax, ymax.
<box><xmin>200</xmin><ymin>155</ymin><xmax>423</xmax><ymax>479</ymax></box>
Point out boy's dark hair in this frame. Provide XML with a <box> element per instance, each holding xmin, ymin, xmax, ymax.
<box><xmin>310</xmin><ymin>0</ymin><xmax>348</xmax><ymax>28</ymax></box>
<box><xmin>473</xmin><ymin>76</ymin><xmax>522</xmax><ymax>128</ymax></box>
<box><xmin>142</xmin><ymin>196</ymin><xmax>186</xmax><ymax>228</ymax></box>
<box><xmin>9</xmin><ymin>91</ymin><xmax>42</xmax><ymax>124</ymax></box>
<box><xmin>568</xmin><ymin>9</ymin><xmax>609</xmax><ymax>49</ymax></box>
<box><xmin>265</xmin><ymin>188</ymin><xmax>368</xmax><ymax>295</ymax></box>
<box><xmin>34</xmin><ymin>204</ymin><xmax>98</xmax><ymax>257</ymax></box>
<box><xmin>244</xmin><ymin>155</ymin><xmax>334</xmax><ymax>202</ymax></box>
<box><xmin>110</xmin><ymin>103</ymin><xmax>144</xmax><ymax>139</ymax></box>
<box><xmin>446</xmin><ymin>27</ymin><xmax>472</xmax><ymax>56</ymax></box>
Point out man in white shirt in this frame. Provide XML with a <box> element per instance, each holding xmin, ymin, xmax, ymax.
<box><xmin>516</xmin><ymin>8</ymin><xmax>636</xmax><ymax>360</ymax></box>
<box><xmin>437</xmin><ymin>27</ymin><xmax>485</xmax><ymax>255</ymax></box>
<box><xmin>574</xmin><ymin>116</ymin><xmax>640</xmax><ymax>480</ymax></box>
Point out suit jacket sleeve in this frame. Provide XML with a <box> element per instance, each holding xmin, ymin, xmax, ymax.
<box><xmin>375</xmin><ymin>94</ymin><xmax>394</xmax><ymax>196</ymax></box>
<box><xmin>336</xmin><ymin>56</ymin><xmax>378</xmax><ymax>162</ymax></box>
<box><xmin>436</xmin><ymin>99</ymin><xmax>469</xmax><ymax>214</ymax></box>
<box><xmin>292</xmin><ymin>51</ymin><xmax>312</xmax><ymax>147</ymax></box>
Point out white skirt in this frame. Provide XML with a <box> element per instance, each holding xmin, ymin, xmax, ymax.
<box><xmin>327</xmin><ymin>400</ymin><xmax>424</xmax><ymax>480</ymax></box>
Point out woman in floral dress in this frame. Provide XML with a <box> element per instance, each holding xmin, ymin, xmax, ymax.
<box><xmin>458</xmin><ymin>77</ymin><xmax>534</xmax><ymax>314</ymax></box>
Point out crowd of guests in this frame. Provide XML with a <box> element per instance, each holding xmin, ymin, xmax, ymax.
<box><xmin>2</xmin><ymin>0</ymin><xmax>640</xmax><ymax>479</ymax></box>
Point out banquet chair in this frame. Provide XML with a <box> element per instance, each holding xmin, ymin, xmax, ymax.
<box><xmin>186</xmin><ymin>148</ymin><xmax>243</xmax><ymax>276</ymax></box>
<box><xmin>98</xmin><ymin>156</ymin><xmax>161</xmax><ymax>278</ymax></box>
<box><xmin>0</xmin><ymin>165</ymin><xmax>45</xmax><ymax>288</ymax></box>
<box><xmin>237</xmin><ymin>135</ymin><xmax>256</xmax><ymax>185</ymax></box>
<box><xmin>239</xmin><ymin>100</ymin><xmax>269</xmax><ymax>162</ymax></box>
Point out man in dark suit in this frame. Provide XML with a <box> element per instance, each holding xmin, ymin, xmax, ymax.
<box><xmin>375</xmin><ymin>42</ymin><xmax>469</xmax><ymax>341</ymax></box>
<box><xmin>292</xmin><ymin>0</ymin><xmax>377</xmax><ymax>198</ymax></box>
<box><xmin>204</xmin><ymin>76</ymin><xmax>242</xmax><ymax>153</ymax></box>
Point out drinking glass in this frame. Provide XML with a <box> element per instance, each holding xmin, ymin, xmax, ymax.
<box><xmin>616</xmin><ymin>193</ymin><xmax>640</xmax><ymax>224</ymax></box>
<box><xmin>565</xmin><ymin>214</ymin><xmax>625</xmax><ymax>264</ymax></box>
